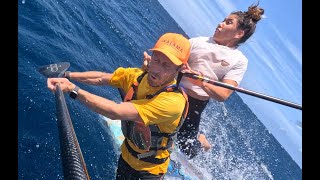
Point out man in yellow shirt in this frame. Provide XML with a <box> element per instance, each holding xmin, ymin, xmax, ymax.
<box><xmin>47</xmin><ymin>32</ymin><xmax>191</xmax><ymax>179</ymax></box>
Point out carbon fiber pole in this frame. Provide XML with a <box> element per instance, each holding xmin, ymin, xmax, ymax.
<box><xmin>55</xmin><ymin>84</ymin><xmax>90</xmax><ymax>180</ymax></box>
<box><xmin>183</xmin><ymin>73</ymin><xmax>302</xmax><ymax>110</ymax></box>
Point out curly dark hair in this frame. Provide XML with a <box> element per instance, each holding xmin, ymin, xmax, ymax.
<box><xmin>231</xmin><ymin>2</ymin><xmax>264</xmax><ymax>46</ymax></box>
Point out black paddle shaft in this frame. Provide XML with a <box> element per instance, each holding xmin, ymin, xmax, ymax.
<box><xmin>38</xmin><ymin>62</ymin><xmax>90</xmax><ymax>179</ymax></box>
<box><xmin>182</xmin><ymin>73</ymin><xmax>302</xmax><ymax>110</ymax></box>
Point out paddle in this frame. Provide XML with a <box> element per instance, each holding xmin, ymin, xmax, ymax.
<box><xmin>182</xmin><ymin>72</ymin><xmax>302</xmax><ymax>110</ymax></box>
<box><xmin>38</xmin><ymin>62</ymin><xmax>90</xmax><ymax>180</ymax></box>
<box><xmin>38</xmin><ymin>62</ymin><xmax>70</xmax><ymax>78</ymax></box>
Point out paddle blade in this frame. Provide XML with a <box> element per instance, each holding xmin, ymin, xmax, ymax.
<box><xmin>38</xmin><ymin>62</ymin><xmax>70</xmax><ymax>78</ymax></box>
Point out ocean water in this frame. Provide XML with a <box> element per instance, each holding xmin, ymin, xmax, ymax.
<box><xmin>18</xmin><ymin>0</ymin><xmax>302</xmax><ymax>179</ymax></box>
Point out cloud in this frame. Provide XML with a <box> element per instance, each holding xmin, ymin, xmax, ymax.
<box><xmin>214</xmin><ymin>0</ymin><xmax>237</xmax><ymax>14</ymax></box>
<box><xmin>269</xmin><ymin>23</ymin><xmax>302</xmax><ymax>66</ymax></box>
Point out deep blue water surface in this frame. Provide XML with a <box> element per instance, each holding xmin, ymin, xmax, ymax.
<box><xmin>18</xmin><ymin>0</ymin><xmax>301</xmax><ymax>179</ymax></box>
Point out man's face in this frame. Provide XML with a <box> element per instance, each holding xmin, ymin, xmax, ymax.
<box><xmin>147</xmin><ymin>51</ymin><xmax>179</xmax><ymax>87</ymax></box>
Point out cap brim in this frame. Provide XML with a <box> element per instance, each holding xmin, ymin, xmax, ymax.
<box><xmin>149</xmin><ymin>48</ymin><xmax>183</xmax><ymax>66</ymax></box>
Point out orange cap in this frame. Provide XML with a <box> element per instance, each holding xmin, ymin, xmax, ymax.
<box><xmin>149</xmin><ymin>33</ymin><xmax>191</xmax><ymax>65</ymax></box>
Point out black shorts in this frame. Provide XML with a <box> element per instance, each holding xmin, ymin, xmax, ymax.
<box><xmin>116</xmin><ymin>154</ymin><xmax>164</xmax><ymax>180</ymax></box>
<box><xmin>177</xmin><ymin>94</ymin><xmax>209</xmax><ymax>159</ymax></box>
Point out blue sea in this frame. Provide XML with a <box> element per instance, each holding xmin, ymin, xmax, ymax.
<box><xmin>18</xmin><ymin>0</ymin><xmax>302</xmax><ymax>179</ymax></box>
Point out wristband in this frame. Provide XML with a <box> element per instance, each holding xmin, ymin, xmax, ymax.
<box><xmin>65</xmin><ymin>71</ymin><xmax>71</xmax><ymax>80</ymax></box>
<box><xmin>69</xmin><ymin>86</ymin><xmax>80</xmax><ymax>99</ymax></box>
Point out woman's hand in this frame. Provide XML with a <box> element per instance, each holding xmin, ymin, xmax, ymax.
<box><xmin>181</xmin><ymin>64</ymin><xmax>205</xmax><ymax>87</ymax></box>
<box><xmin>141</xmin><ymin>51</ymin><xmax>151</xmax><ymax>71</ymax></box>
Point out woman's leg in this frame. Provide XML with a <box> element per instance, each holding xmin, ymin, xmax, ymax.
<box><xmin>177</xmin><ymin>95</ymin><xmax>209</xmax><ymax>159</ymax></box>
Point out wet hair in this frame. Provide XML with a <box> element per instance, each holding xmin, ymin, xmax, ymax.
<box><xmin>231</xmin><ymin>2</ymin><xmax>264</xmax><ymax>46</ymax></box>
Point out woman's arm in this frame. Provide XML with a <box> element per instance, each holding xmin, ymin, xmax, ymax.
<box><xmin>200</xmin><ymin>79</ymin><xmax>237</xmax><ymax>101</ymax></box>
<box><xmin>186</xmin><ymin>72</ymin><xmax>237</xmax><ymax>102</ymax></box>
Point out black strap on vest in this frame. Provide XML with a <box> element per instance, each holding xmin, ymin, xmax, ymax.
<box><xmin>176</xmin><ymin>71</ymin><xmax>183</xmax><ymax>85</ymax></box>
<box><xmin>146</xmin><ymin>84</ymin><xmax>178</xmax><ymax>99</ymax></box>
<box><xmin>131</xmin><ymin>71</ymin><xmax>147</xmax><ymax>100</ymax></box>
<box><xmin>125</xmin><ymin>139</ymin><xmax>168</xmax><ymax>164</ymax></box>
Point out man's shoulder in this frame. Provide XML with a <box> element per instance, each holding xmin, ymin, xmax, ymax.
<box><xmin>111</xmin><ymin>67</ymin><xmax>145</xmax><ymax>87</ymax></box>
<box><xmin>114</xmin><ymin>67</ymin><xmax>144</xmax><ymax>77</ymax></box>
<box><xmin>116</xmin><ymin>67</ymin><xmax>143</xmax><ymax>73</ymax></box>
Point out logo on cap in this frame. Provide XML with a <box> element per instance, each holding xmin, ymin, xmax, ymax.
<box><xmin>150</xmin><ymin>33</ymin><xmax>191</xmax><ymax>65</ymax></box>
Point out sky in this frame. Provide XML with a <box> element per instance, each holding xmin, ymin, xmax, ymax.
<box><xmin>158</xmin><ymin>0</ymin><xmax>302</xmax><ymax>167</ymax></box>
